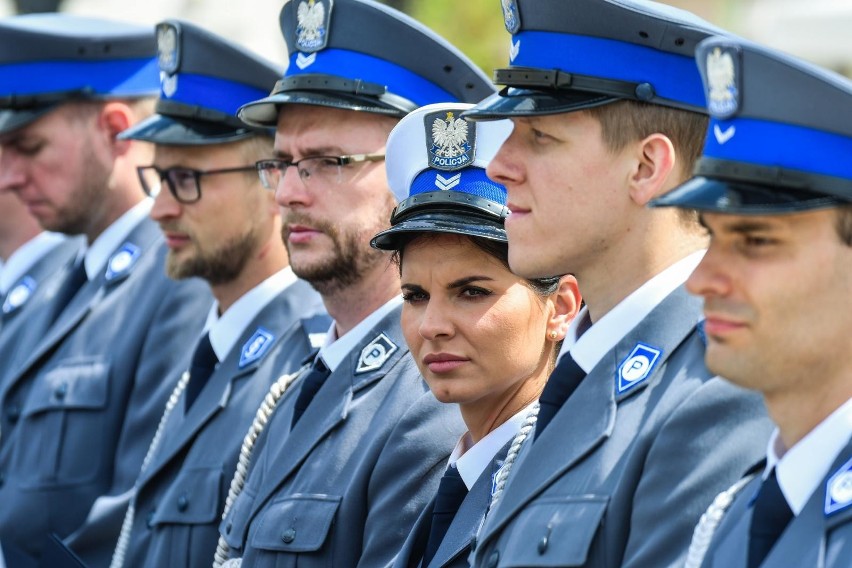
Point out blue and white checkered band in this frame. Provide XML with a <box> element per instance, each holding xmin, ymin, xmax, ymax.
<box><xmin>157</xmin><ymin>24</ymin><xmax>180</xmax><ymax>75</ymax></box>
<box><xmin>296</xmin><ymin>0</ymin><xmax>333</xmax><ymax>53</ymax></box>
<box><xmin>509</xmin><ymin>31</ymin><xmax>706</xmax><ymax>110</ymax></box>
<box><xmin>410</xmin><ymin>168</ymin><xmax>507</xmax><ymax>203</ymax></box>
<box><xmin>425</xmin><ymin>109</ymin><xmax>477</xmax><ymax>171</ymax></box>
<box><xmin>706</xmin><ymin>45</ymin><xmax>741</xmax><ymax>119</ymax></box>
<box><xmin>501</xmin><ymin>0</ymin><xmax>521</xmax><ymax>34</ymax></box>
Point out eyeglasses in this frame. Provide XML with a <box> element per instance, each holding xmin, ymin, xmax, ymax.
<box><xmin>137</xmin><ymin>164</ymin><xmax>259</xmax><ymax>204</ymax></box>
<box><xmin>254</xmin><ymin>153</ymin><xmax>385</xmax><ymax>191</ymax></box>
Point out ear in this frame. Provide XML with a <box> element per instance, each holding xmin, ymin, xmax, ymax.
<box><xmin>546</xmin><ymin>275</ymin><xmax>582</xmax><ymax>342</ymax></box>
<box><xmin>628</xmin><ymin>133</ymin><xmax>676</xmax><ymax>207</ymax></box>
<box><xmin>97</xmin><ymin>101</ymin><xmax>135</xmax><ymax>157</ymax></box>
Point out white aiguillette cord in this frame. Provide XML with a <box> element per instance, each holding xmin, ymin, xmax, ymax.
<box><xmin>110</xmin><ymin>370</ymin><xmax>192</xmax><ymax>568</ymax></box>
<box><xmin>212</xmin><ymin>364</ymin><xmax>309</xmax><ymax>568</ymax></box>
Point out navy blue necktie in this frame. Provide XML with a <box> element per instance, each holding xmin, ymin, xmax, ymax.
<box><xmin>291</xmin><ymin>356</ymin><xmax>331</xmax><ymax>427</ymax></box>
<box><xmin>49</xmin><ymin>258</ymin><xmax>88</xmax><ymax>324</ymax></box>
<box><xmin>535</xmin><ymin>354</ymin><xmax>586</xmax><ymax>440</ymax></box>
<box><xmin>185</xmin><ymin>332</ymin><xmax>218</xmax><ymax>411</ymax></box>
<box><xmin>423</xmin><ymin>465</ymin><xmax>468</xmax><ymax>567</ymax></box>
<box><xmin>748</xmin><ymin>469</ymin><xmax>794</xmax><ymax>568</ymax></box>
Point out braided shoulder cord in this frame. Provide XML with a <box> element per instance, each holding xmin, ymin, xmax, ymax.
<box><xmin>683</xmin><ymin>473</ymin><xmax>757</xmax><ymax>568</ymax></box>
<box><xmin>110</xmin><ymin>370</ymin><xmax>192</xmax><ymax>568</ymax></box>
<box><xmin>489</xmin><ymin>403</ymin><xmax>540</xmax><ymax>509</ymax></box>
<box><xmin>212</xmin><ymin>365</ymin><xmax>308</xmax><ymax>568</ymax></box>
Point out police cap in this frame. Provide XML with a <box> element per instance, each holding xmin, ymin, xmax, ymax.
<box><xmin>652</xmin><ymin>36</ymin><xmax>852</xmax><ymax>214</ymax></box>
<box><xmin>0</xmin><ymin>14</ymin><xmax>159</xmax><ymax>135</ymax></box>
<box><xmin>238</xmin><ymin>0</ymin><xmax>495</xmax><ymax>126</ymax></box>
<box><xmin>464</xmin><ymin>0</ymin><xmax>727</xmax><ymax>121</ymax></box>
<box><xmin>371</xmin><ymin>103</ymin><xmax>512</xmax><ymax>250</ymax></box>
<box><xmin>120</xmin><ymin>20</ymin><xmax>283</xmax><ymax>145</ymax></box>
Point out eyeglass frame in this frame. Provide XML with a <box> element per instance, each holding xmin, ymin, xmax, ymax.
<box><xmin>254</xmin><ymin>153</ymin><xmax>386</xmax><ymax>191</ymax></box>
<box><xmin>136</xmin><ymin>164</ymin><xmax>260</xmax><ymax>204</ymax></box>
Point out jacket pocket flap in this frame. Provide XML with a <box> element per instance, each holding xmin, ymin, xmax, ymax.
<box><xmin>150</xmin><ymin>467</ymin><xmax>223</xmax><ymax>525</ymax></box>
<box><xmin>250</xmin><ymin>494</ymin><xmax>342</xmax><ymax>553</ymax></box>
<box><xmin>499</xmin><ymin>495</ymin><xmax>608</xmax><ymax>567</ymax></box>
<box><xmin>24</xmin><ymin>357</ymin><xmax>110</xmax><ymax>415</ymax></box>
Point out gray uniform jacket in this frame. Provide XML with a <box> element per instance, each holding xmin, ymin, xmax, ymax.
<box><xmin>471</xmin><ymin>286</ymin><xmax>773</xmax><ymax>568</ymax></box>
<box><xmin>0</xmin><ymin>236</ymin><xmax>82</xmax><ymax>381</ymax></box>
<box><xmin>0</xmin><ymin>217</ymin><xmax>212</xmax><ymax>566</ymax></box>
<box><xmin>219</xmin><ymin>304</ymin><xmax>466</xmax><ymax>568</ymax></box>
<box><xmin>66</xmin><ymin>279</ymin><xmax>329</xmax><ymax>567</ymax></box>
<box><xmin>701</xmin><ymin>436</ymin><xmax>852</xmax><ymax>568</ymax></box>
<box><xmin>395</xmin><ymin>441</ymin><xmax>512</xmax><ymax>568</ymax></box>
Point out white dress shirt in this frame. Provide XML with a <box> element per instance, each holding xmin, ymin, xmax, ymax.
<box><xmin>83</xmin><ymin>199</ymin><xmax>153</xmax><ymax>280</ymax></box>
<box><xmin>0</xmin><ymin>232</ymin><xmax>66</xmax><ymax>294</ymax></box>
<box><xmin>766</xmin><ymin>396</ymin><xmax>852</xmax><ymax>515</ymax></box>
<box><xmin>202</xmin><ymin>267</ymin><xmax>299</xmax><ymax>361</ymax></box>
<box><xmin>560</xmin><ymin>250</ymin><xmax>705</xmax><ymax>373</ymax></box>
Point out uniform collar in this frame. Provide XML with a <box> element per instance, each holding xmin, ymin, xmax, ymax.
<box><xmin>560</xmin><ymin>250</ymin><xmax>706</xmax><ymax>373</ymax></box>
<box><xmin>316</xmin><ymin>295</ymin><xmax>403</xmax><ymax>373</ymax></box>
<box><xmin>0</xmin><ymin>231</ymin><xmax>65</xmax><ymax>293</ymax></box>
<box><xmin>767</xmin><ymin>396</ymin><xmax>852</xmax><ymax>515</ymax></box>
<box><xmin>203</xmin><ymin>266</ymin><xmax>298</xmax><ymax>361</ymax></box>
<box><xmin>83</xmin><ymin>198</ymin><xmax>153</xmax><ymax>280</ymax></box>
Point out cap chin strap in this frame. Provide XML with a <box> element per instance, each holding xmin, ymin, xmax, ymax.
<box><xmin>273</xmin><ymin>74</ymin><xmax>418</xmax><ymax>114</ymax></box>
<box><xmin>155</xmin><ymin>99</ymin><xmax>256</xmax><ymax>131</ymax></box>
<box><xmin>390</xmin><ymin>190</ymin><xmax>510</xmax><ymax>225</ymax></box>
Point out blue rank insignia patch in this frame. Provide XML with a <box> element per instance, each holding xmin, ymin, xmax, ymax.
<box><xmin>296</xmin><ymin>0</ymin><xmax>333</xmax><ymax>53</ymax></box>
<box><xmin>617</xmin><ymin>343</ymin><xmax>663</xmax><ymax>394</ymax></box>
<box><xmin>706</xmin><ymin>45</ymin><xmax>741</xmax><ymax>119</ymax></box>
<box><xmin>240</xmin><ymin>327</ymin><xmax>275</xmax><ymax>368</ymax></box>
<box><xmin>356</xmin><ymin>333</ymin><xmax>397</xmax><ymax>374</ymax></box>
<box><xmin>501</xmin><ymin>0</ymin><xmax>521</xmax><ymax>34</ymax></box>
<box><xmin>2</xmin><ymin>276</ymin><xmax>37</xmax><ymax>315</ymax></box>
<box><xmin>426</xmin><ymin>109</ymin><xmax>476</xmax><ymax>172</ymax></box>
<box><xmin>105</xmin><ymin>243</ymin><xmax>141</xmax><ymax>281</ymax></box>
<box><xmin>825</xmin><ymin>457</ymin><xmax>852</xmax><ymax>515</ymax></box>
<box><xmin>157</xmin><ymin>23</ymin><xmax>181</xmax><ymax>75</ymax></box>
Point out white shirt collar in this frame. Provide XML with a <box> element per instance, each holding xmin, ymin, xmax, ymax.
<box><xmin>765</xmin><ymin>396</ymin><xmax>852</xmax><ymax>515</ymax></box>
<box><xmin>560</xmin><ymin>250</ymin><xmax>705</xmax><ymax>373</ymax></box>
<box><xmin>316</xmin><ymin>295</ymin><xmax>403</xmax><ymax>373</ymax></box>
<box><xmin>83</xmin><ymin>199</ymin><xmax>153</xmax><ymax>281</ymax></box>
<box><xmin>449</xmin><ymin>403</ymin><xmax>535</xmax><ymax>490</ymax></box>
<box><xmin>202</xmin><ymin>267</ymin><xmax>298</xmax><ymax>361</ymax></box>
<box><xmin>0</xmin><ymin>232</ymin><xmax>66</xmax><ymax>294</ymax></box>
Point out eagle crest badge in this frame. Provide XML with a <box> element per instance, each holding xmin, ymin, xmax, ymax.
<box><xmin>501</xmin><ymin>0</ymin><xmax>521</xmax><ymax>34</ymax></box>
<box><xmin>156</xmin><ymin>23</ymin><xmax>180</xmax><ymax>75</ymax></box>
<box><xmin>706</xmin><ymin>46</ymin><xmax>741</xmax><ymax>119</ymax></box>
<box><xmin>425</xmin><ymin>109</ymin><xmax>476</xmax><ymax>172</ymax></box>
<box><xmin>296</xmin><ymin>0</ymin><xmax>333</xmax><ymax>53</ymax></box>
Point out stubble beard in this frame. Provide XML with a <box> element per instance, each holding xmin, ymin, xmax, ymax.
<box><xmin>166</xmin><ymin>225</ymin><xmax>260</xmax><ymax>286</ymax></box>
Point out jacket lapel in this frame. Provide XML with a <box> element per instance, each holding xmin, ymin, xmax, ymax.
<box><xmin>251</xmin><ymin>306</ymin><xmax>408</xmax><ymax>513</ymax></box>
<box><xmin>482</xmin><ymin>286</ymin><xmax>703</xmax><ymax>542</ymax></box>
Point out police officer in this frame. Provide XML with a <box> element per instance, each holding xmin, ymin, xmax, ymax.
<box><xmin>652</xmin><ymin>36</ymin><xmax>852</xmax><ymax>568</ymax></box>
<box><xmin>214</xmin><ymin>1</ymin><xmax>495</xmax><ymax>566</ymax></box>
<box><xmin>0</xmin><ymin>192</ymin><xmax>80</xmax><ymax>340</ymax></box>
<box><xmin>462</xmin><ymin>1</ymin><xmax>772</xmax><ymax>566</ymax></box>
<box><xmin>53</xmin><ymin>21</ymin><xmax>329</xmax><ymax>567</ymax></box>
<box><xmin>0</xmin><ymin>14</ymin><xmax>211</xmax><ymax>566</ymax></box>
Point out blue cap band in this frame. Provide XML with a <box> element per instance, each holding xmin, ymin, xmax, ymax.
<box><xmin>704</xmin><ymin>117</ymin><xmax>852</xmax><ymax>181</ymax></box>
<box><xmin>511</xmin><ymin>31</ymin><xmax>706</xmax><ymax>109</ymax></box>
<box><xmin>0</xmin><ymin>57</ymin><xmax>160</xmax><ymax>98</ymax></box>
<box><xmin>410</xmin><ymin>167</ymin><xmax>507</xmax><ymax>203</ymax></box>
<box><xmin>163</xmin><ymin>72</ymin><xmax>272</xmax><ymax>116</ymax></box>
<box><xmin>286</xmin><ymin>47</ymin><xmax>457</xmax><ymax>106</ymax></box>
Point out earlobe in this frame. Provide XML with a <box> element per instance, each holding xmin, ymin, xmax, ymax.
<box><xmin>628</xmin><ymin>134</ymin><xmax>676</xmax><ymax>206</ymax></box>
<box><xmin>546</xmin><ymin>275</ymin><xmax>582</xmax><ymax>341</ymax></box>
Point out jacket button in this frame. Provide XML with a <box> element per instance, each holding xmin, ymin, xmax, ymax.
<box><xmin>54</xmin><ymin>383</ymin><xmax>68</xmax><ymax>400</ymax></box>
<box><xmin>538</xmin><ymin>535</ymin><xmax>549</xmax><ymax>554</ymax></box>
<box><xmin>487</xmin><ymin>550</ymin><xmax>499</xmax><ymax>568</ymax></box>
<box><xmin>177</xmin><ymin>493</ymin><xmax>189</xmax><ymax>512</ymax></box>
<box><xmin>281</xmin><ymin>528</ymin><xmax>296</xmax><ymax>543</ymax></box>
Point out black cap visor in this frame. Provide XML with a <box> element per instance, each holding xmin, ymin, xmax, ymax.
<box><xmin>119</xmin><ymin>113</ymin><xmax>267</xmax><ymax>145</ymax></box>
<box><xmin>0</xmin><ymin>105</ymin><xmax>58</xmax><ymax>136</ymax></box>
<box><xmin>371</xmin><ymin>211</ymin><xmax>507</xmax><ymax>251</ymax></box>
<box><xmin>463</xmin><ymin>86</ymin><xmax>617</xmax><ymax>121</ymax></box>
<box><xmin>651</xmin><ymin>176</ymin><xmax>846</xmax><ymax>215</ymax></box>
